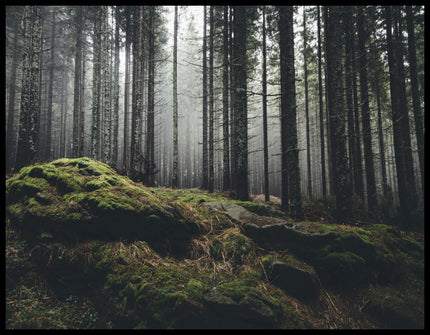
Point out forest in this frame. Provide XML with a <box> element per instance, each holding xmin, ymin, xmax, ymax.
<box><xmin>5</xmin><ymin>5</ymin><xmax>425</xmax><ymax>329</ymax></box>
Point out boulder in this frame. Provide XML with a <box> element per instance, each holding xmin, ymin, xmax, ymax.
<box><xmin>202</xmin><ymin>287</ymin><xmax>278</xmax><ymax>329</ymax></box>
<box><xmin>267</xmin><ymin>261</ymin><xmax>320</xmax><ymax>303</ymax></box>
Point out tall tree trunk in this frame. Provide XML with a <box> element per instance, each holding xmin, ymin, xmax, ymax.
<box><xmin>322</xmin><ymin>7</ymin><xmax>333</xmax><ymax>195</ymax></box>
<box><xmin>385</xmin><ymin>6</ymin><xmax>417</xmax><ymax>226</ymax></box>
<box><xmin>405</xmin><ymin>5</ymin><xmax>424</xmax><ymax>192</ymax></box>
<box><xmin>233</xmin><ymin>6</ymin><xmax>248</xmax><ymax>201</ymax></box>
<box><xmin>317</xmin><ymin>6</ymin><xmax>327</xmax><ymax>197</ymax></box>
<box><xmin>279</xmin><ymin>6</ymin><xmax>303</xmax><ymax>218</ymax></box>
<box><xmin>222</xmin><ymin>5</ymin><xmax>231</xmax><ymax>192</ymax></box>
<box><xmin>303</xmin><ymin>7</ymin><xmax>312</xmax><ymax>199</ymax></box>
<box><xmin>208</xmin><ymin>6</ymin><xmax>214</xmax><ymax>193</ymax></box>
<box><xmin>325</xmin><ymin>6</ymin><xmax>353</xmax><ymax>225</ymax></box>
<box><xmin>102</xmin><ymin>6</ymin><xmax>111</xmax><ymax>164</ymax></box>
<box><xmin>45</xmin><ymin>8</ymin><xmax>56</xmax><ymax>161</ymax></box>
<box><xmin>262</xmin><ymin>6</ymin><xmax>269</xmax><ymax>202</ymax></box>
<box><xmin>132</xmin><ymin>6</ymin><xmax>144</xmax><ymax>176</ymax></box>
<box><xmin>15</xmin><ymin>6</ymin><xmax>41</xmax><ymax>170</ymax></box>
<box><xmin>112</xmin><ymin>6</ymin><xmax>120</xmax><ymax>167</ymax></box>
<box><xmin>80</xmin><ymin>13</ymin><xmax>86</xmax><ymax>159</ymax></box>
<box><xmin>6</xmin><ymin>25</ymin><xmax>21</xmax><ymax>172</ymax></box>
<box><xmin>357</xmin><ymin>6</ymin><xmax>377</xmax><ymax>212</ymax></box>
<box><xmin>123</xmin><ymin>6</ymin><xmax>131</xmax><ymax>173</ymax></box>
<box><xmin>72</xmin><ymin>6</ymin><xmax>82</xmax><ymax>158</ymax></box>
<box><xmin>202</xmin><ymin>6</ymin><xmax>208</xmax><ymax>190</ymax></box>
<box><xmin>172</xmin><ymin>6</ymin><xmax>179</xmax><ymax>188</ymax></box>
<box><xmin>229</xmin><ymin>6</ymin><xmax>235</xmax><ymax>190</ymax></box>
<box><xmin>91</xmin><ymin>7</ymin><xmax>102</xmax><ymax>160</ymax></box>
<box><xmin>145</xmin><ymin>5</ymin><xmax>155</xmax><ymax>186</ymax></box>
<box><xmin>344</xmin><ymin>6</ymin><xmax>357</xmax><ymax>201</ymax></box>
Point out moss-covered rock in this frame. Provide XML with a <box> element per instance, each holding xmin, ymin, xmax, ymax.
<box><xmin>5</xmin><ymin>158</ymin><xmax>200</xmax><ymax>254</ymax></box>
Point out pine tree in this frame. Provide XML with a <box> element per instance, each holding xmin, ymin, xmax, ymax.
<box><xmin>357</xmin><ymin>6</ymin><xmax>377</xmax><ymax>212</ymax></box>
<box><xmin>303</xmin><ymin>7</ymin><xmax>312</xmax><ymax>199</ymax></box>
<box><xmin>233</xmin><ymin>6</ymin><xmax>248</xmax><ymax>201</ymax></box>
<box><xmin>262</xmin><ymin>6</ymin><xmax>269</xmax><ymax>202</ymax></box>
<box><xmin>91</xmin><ymin>6</ymin><xmax>102</xmax><ymax>160</ymax></box>
<box><xmin>15</xmin><ymin>6</ymin><xmax>42</xmax><ymax>170</ymax></box>
<box><xmin>72</xmin><ymin>6</ymin><xmax>83</xmax><ymax>158</ymax></box>
<box><xmin>172</xmin><ymin>6</ymin><xmax>179</xmax><ymax>188</ymax></box>
<box><xmin>317</xmin><ymin>6</ymin><xmax>327</xmax><ymax>197</ymax></box>
<box><xmin>202</xmin><ymin>6</ymin><xmax>209</xmax><ymax>190</ymax></box>
<box><xmin>145</xmin><ymin>5</ymin><xmax>156</xmax><ymax>186</ymax></box>
<box><xmin>279</xmin><ymin>6</ymin><xmax>303</xmax><ymax>218</ymax></box>
<box><xmin>222</xmin><ymin>5</ymin><xmax>231</xmax><ymax>192</ymax></box>
<box><xmin>208</xmin><ymin>6</ymin><xmax>215</xmax><ymax>193</ymax></box>
<box><xmin>385</xmin><ymin>6</ymin><xmax>417</xmax><ymax>225</ymax></box>
<box><xmin>6</xmin><ymin>7</ymin><xmax>23</xmax><ymax>173</ymax></box>
<box><xmin>325</xmin><ymin>6</ymin><xmax>353</xmax><ymax>225</ymax></box>
<box><xmin>123</xmin><ymin>6</ymin><xmax>131</xmax><ymax>173</ymax></box>
<box><xmin>112</xmin><ymin>6</ymin><xmax>120</xmax><ymax>167</ymax></box>
<box><xmin>405</xmin><ymin>6</ymin><xmax>424</xmax><ymax>192</ymax></box>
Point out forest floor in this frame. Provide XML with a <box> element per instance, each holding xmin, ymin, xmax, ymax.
<box><xmin>5</xmin><ymin>158</ymin><xmax>424</xmax><ymax>329</ymax></box>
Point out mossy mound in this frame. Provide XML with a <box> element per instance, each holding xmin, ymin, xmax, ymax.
<box><xmin>5</xmin><ymin>160</ymin><xmax>424</xmax><ymax>329</ymax></box>
<box><xmin>6</xmin><ymin>158</ymin><xmax>201</xmax><ymax>254</ymax></box>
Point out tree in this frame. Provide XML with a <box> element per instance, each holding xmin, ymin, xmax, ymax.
<box><xmin>232</xmin><ymin>6</ymin><xmax>248</xmax><ymax>201</ymax></box>
<box><xmin>123</xmin><ymin>6</ymin><xmax>131</xmax><ymax>173</ymax></box>
<box><xmin>343</xmin><ymin>6</ymin><xmax>358</xmax><ymax>201</ymax></box>
<box><xmin>91</xmin><ymin>6</ymin><xmax>102</xmax><ymax>160</ymax></box>
<box><xmin>145</xmin><ymin>5</ymin><xmax>156</xmax><ymax>186</ymax></box>
<box><xmin>405</xmin><ymin>5</ymin><xmax>424</xmax><ymax>192</ymax></box>
<box><xmin>303</xmin><ymin>7</ymin><xmax>312</xmax><ymax>199</ymax></box>
<box><xmin>15</xmin><ymin>6</ymin><xmax>42</xmax><ymax>171</ymax></box>
<box><xmin>45</xmin><ymin>7</ymin><xmax>57</xmax><ymax>161</ymax></box>
<box><xmin>261</xmin><ymin>6</ymin><xmax>269</xmax><ymax>202</ymax></box>
<box><xmin>72</xmin><ymin>6</ymin><xmax>83</xmax><ymax>158</ymax></box>
<box><xmin>172</xmin><ymin>6</ymin><xmax>179</xmax><ymax>188</ymax></box>
<box><xmin>131</xmin><ymin>6</ymin><xmax>143</xmax><ymax>177</ymax></box>
<box><xmin>317</xmin><ymin>6</ymin><xmax>327</xmax><ymax>197</ymax></box>
<box><xmin>357</xmin><ymin>6</ymin><xmax>377</xmax><ymax>212</ymax></box>
<box><xmin>222</xmin><ymin>5</ymin><xmax>231</xmax><ymax>192</ymax></box>
<box><xmin>6</xmin><ymin>6</ymin><xmax>23</xmax><ymax>173</ymax></box>
<box><xmin>112</xmin><ymin>6</ymin><xmax>120</xmax><ymax>168</ymax></box>
<box><xmin>101</xmin><ymin>6</ymin><xmax>111</xmax><ymax>164</ymax></box>
<box><xmin>208</xmin><ymin>6</ymin><xmax>214</xmax><ymax>193</ymax></box>
<box><xmin>202</xmin><ymin>6</ymin><xmax>209</xmax><ymax>190</ymax></box>
<box><xmin>279</xmin><ymin>6</ymin><xmax>303</xmax><ymax>218</ymax></box>
<box><xmin>385</xmin><ymin>6</ymin><xmax>417</xmax><ymax>225</ymax></box>
<box><xmin>325</xmin><ymin>6</ymin><xmax>353</xmax><ymax>225</ymax></box>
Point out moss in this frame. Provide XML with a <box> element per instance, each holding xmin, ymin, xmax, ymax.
<box><xmin>315</xmin><ymin>251</ymin><xmax>367</xmax><ymax>286</ymax></box>
<box><xmin>217</xmin><ymin>280</ymin><xmax>259</xmax><ymax>302</ymax></box>
<box><xmin>187</xmin><ymin>279</ymin><xmax>208</xmax><ymax>297</ymax></box>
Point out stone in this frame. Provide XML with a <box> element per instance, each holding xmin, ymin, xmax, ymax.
<box><xmin>269</xmin><ymin>261</ymin><xmax>320</xmax><ymax>302</ymax></box>
<box><xmin>202</xmin><ymin>287</ymin><xmax>278</xmax><ymax>329</ymax></box>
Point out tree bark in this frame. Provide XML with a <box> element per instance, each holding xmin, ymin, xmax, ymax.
<box><xmin>262</xmin><ymin>6</ymin><xmax>269</xmax><ymax>202</ymax></box>
<box><xmin>15</xmin><ymin>6</ymin><xmax>41</xmax><ymax>170</ymax></box>
<box><xmin>405</xmin><ymin>5</ymin><xmax>424</xmax><ymax>192</ymax></box>
<box><xmin>222</xmin><ymin>5</ymin><xmax>231</xmax><ymax>192</ymax></box>
<box><xmin>233</xmin><ymin>6</ymin><xmax>248</xmax><ymax>201</ymax></box>
<box><xmin>325</xmin><ymin>6</ymin><xmax>353</xmax><ymax>225</ymax></box>
<box><xmin>317</xmin><ymin>6</ymin><xmax>327</xmax><ymax>197</ymax></box>
<box><xmin>279</xmin><ymin>6</ymin><xmax>303</xmax><ymax>218</ymax></box>
<box><xmin>357</xmin><ymin>6</ymin><xmax>377</xmax><ymax>212</ymax></box>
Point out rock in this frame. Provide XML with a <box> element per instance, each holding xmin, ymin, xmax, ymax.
<box><xmin>202</xmin><ymin>287</ymin><xmax>278</xmax><ymax>329</ymax></box>
<box><xmin>34</xmin><ymin>192</ymin><xmax>52</xmax><ymax>205</ymax></box>
<box><xmin>203</xmin><ymin>201</ymin><xmax>257</xmax><ymax>222</ymax></box>
<box><xmin>269</xmin><ymin>261</ymin><xmax>320</xmax><ymax>303</ymax></box>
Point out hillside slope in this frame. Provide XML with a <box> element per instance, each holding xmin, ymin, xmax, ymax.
<box><xmin>5</xmin><ymin>158</ymin><xmax>424</xmax><ymax>329</ymax></box>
